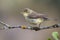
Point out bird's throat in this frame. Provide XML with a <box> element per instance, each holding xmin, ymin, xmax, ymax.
<box><xmin>23</xmin><ymin>12</ymin><xmax>29</xmax><ymax>17</ymax></box>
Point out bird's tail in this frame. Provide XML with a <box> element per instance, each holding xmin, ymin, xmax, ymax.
<box><xmin>47</xmin><ymin>17</ymin><xmax>58</xmax><ymax>21</ymax></box>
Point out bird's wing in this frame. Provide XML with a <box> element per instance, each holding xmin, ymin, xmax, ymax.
<box><xmin>28</xmin><ymin>12</ymin><xmax>48</xmax><ymax>19</ymax></box>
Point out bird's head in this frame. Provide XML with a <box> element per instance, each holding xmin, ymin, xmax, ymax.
<box><xmin>21</xmin><ymin>8</ymin><xmax>33</xmax><ymax>17</ymax></box>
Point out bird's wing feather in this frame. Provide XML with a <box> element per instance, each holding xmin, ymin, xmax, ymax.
<box><xmin>28</xmin><ymin>12</ymin><xmax>48</xmax><ymax>19</ymax></box>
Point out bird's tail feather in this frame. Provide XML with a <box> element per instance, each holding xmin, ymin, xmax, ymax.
<box><xmin>47</xmin><ymin>18</ymin><xmax>58</xmax><ymax>21</ymax></box>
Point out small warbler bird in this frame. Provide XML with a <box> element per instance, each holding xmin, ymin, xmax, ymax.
<box><xmin>21</xmin><ymin>8</ymin><xmax>49</xmax><ymax>27</ymax></box>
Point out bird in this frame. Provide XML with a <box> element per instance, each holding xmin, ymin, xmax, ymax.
<box><xmin>21</xmin><ymin>8</ymin><xmax>56</xmax><ymax>28</ymax></box>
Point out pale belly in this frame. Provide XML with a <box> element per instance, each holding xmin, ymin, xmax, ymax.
<box><xmin>25</xmin><ymin>17</ymin><xmax>44</xmax><ymax>25</ymax></box>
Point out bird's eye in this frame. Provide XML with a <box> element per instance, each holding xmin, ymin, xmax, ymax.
<box><xmin>24</xmin><ymin>9</ymin><xmax>28</xmax><ymax>12</ymax></box>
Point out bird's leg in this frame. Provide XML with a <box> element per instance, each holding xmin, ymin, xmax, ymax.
<box><xmin>38</xmin><ymin>21</ymin><xmax>44</xmax><ymax>28</ymax></box>
<box><xmin>38</xmin><ymin>23</ymin><xmax>42</xmax><ymax>27</ymax></box>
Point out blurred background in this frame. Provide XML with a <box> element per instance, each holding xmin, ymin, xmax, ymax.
<box><xmin>0</xmin><ymin>0</ymin><xmax>60</xmax><ymax>40</ymax></box>
<box><xmin>0</xmin><ymin>0</ymin><xmax>60</xmax><ymax>27</ymax></box>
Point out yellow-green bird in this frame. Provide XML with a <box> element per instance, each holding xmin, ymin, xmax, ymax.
<box><xmin>21</xmin><ymin>8</ymin><xmax>50</xmax><ymax>27</ymax></box>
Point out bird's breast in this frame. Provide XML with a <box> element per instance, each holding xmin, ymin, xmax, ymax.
<box><xmin>25</xmin><ymin>17</ymin><xmax>44</xmax><ymax>24</ymax></box>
